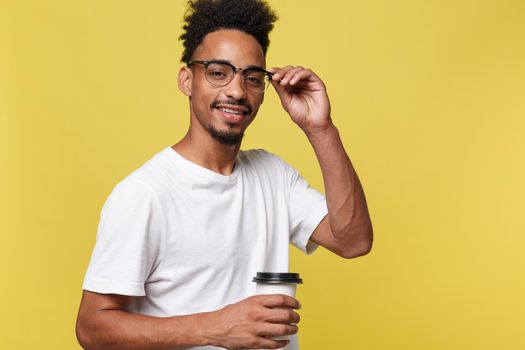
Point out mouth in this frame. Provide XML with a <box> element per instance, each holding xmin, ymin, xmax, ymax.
<box><xmin>213</xmin><ymin>102</ymin><xmax>251</xmax><ymax>124</ymax></box>
<box><xmin>217</xmin><ymin>107</ymin><xmax>247</xmax><ymax>115</ymax></box>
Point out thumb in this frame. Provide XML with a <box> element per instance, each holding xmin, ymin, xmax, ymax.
<box><xmin>270</xmin><ymin>80</ymin><xmax>292</xmax><ymax>109</ymax></box>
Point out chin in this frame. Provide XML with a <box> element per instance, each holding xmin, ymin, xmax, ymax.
<box><xmin>207</xmin><ymin>123</ymin><xmax>245</xmax><ymax>146</ymax></box>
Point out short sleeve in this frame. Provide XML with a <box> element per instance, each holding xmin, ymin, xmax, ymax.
<box><xmin>82</xmin><ymin>178</ymin><xmax>164</xmax><ymax>296</ymax></box>
<box><xmin>286</xmin><ymin>164</ymin><xmax>328</xmax><ymax>255</ymax></box>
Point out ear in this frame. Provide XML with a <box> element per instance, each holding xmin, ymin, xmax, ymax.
<box><xmin>178</xmin><ymin>66</ymin><xmax>192</xmax><ymax>96</ymax></box>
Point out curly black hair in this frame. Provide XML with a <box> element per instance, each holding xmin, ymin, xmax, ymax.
<box><xmin>179</xmin><ymin>0</ymin><xmax>278</xmax><ymax>63</ymax></box>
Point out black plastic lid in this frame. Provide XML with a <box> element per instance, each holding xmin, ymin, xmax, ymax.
<box><xmin>252</xmin><ymin>272</ymin><xmax>303</xmax><ymax>284</ymax></box>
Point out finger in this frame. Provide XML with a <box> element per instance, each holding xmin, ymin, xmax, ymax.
<box><xmin>255</xmin><ymin>337</ymin><xmax>290</xmax><ymax>350</ymax></box>
<box><xmin>278</xmin><ymin>66</ymin><xmax>304</xmax><ymax>86</ymax></box>
<box><xmin>258</xmin><ymin>294</ymin><xmax>301</xmax><ymax>309</ymax></box>
<box><xmin>288</xmin><ymin>68</ymin><xmax>315</xmax><ymax>86</ymax></box>
<box><xmin>269</xmin><ymin>77</ymin><xmax>290</xmax><ymax>96</ymax></box>
<box><xmin>269</xmin><ymin>65</ymin><xmax>294</xmax><ymax>74</ymax></box>
<box><xmin>266</xmin><ymin>308</ymin><xmax>301</xmax><ymax>324</ymax></box>
<box><xmin>269</xmin><ymin>65</ymin><xmax>295</xmax><ymax>82</ymax></box>
<box><xmin>259</xmin><ymin>323</ymin><xmax>299</xmax><ymax>338</ymax></box>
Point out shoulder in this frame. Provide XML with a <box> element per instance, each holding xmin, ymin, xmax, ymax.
<box><xmin>102</xmin><ymin>177</ymin><xmax>157</xmax><ymax>215</ymax></box>
<box><xmin>125</xmin><ymin>147</ymin><xmax>179</xmax><ymax>193</ymax></box>
<box><xmin>128</xmin><ymin>148</ymin><xmax>170</xmax><ymax>182</ymax></box>
<box><xmin>105</xmin><ymin>148</ymin><xmax>175</xmax><ymax>208</ymax></box>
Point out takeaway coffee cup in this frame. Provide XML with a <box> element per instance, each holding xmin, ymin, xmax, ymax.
<box><xmin>252</xmin><ymin>272</ymin><xmax>303</xmax><ymax>298</ymax></box>
<box><xmin>253</xmin><ymin>272</ymin><xmax>303</xmax><ymax>344</ymax></box>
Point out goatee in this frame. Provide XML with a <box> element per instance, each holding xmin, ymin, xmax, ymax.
<box><xmin>207</xmin><ymin>123</ymin><xmax>244</xmax><ymax>146</ymax></box>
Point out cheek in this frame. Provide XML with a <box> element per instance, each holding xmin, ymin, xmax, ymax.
<box><xmin>250</xmin><ymin>97</ymin><xmax>264</xmax><ymax>114</ymax></box>
<box><xmin>191</xmin><ymin>85</ymin><xmax>215</xmax><ymax>109</ymax></box>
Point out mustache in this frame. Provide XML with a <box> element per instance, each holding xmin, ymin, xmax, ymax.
<box><xmin>211</xmin><ymin>99</ymin><xmax>252</xmax><ymax>114</ymax></box>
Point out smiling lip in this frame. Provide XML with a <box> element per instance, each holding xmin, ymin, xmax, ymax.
<box><xmin>214</xmin><ymin>104</ymin><xmax>250</xmax><ymax>124</ymax></box>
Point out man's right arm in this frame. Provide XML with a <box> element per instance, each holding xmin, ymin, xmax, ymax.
<box><xmin>76</xmin><ymin>290</ymin><xmax>301</xmax><ymax>350</ymax></box>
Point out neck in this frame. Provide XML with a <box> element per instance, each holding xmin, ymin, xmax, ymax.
<box><xmin>172</xmin><ymin>131</ymin><xmax>241</xmax><ymax>176</ymax></box>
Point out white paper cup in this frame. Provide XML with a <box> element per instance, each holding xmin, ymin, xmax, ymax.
<box><xmin>253</xmin><ymin>272</ymin><xmax>303</xmax><ymax>342</ymax></box>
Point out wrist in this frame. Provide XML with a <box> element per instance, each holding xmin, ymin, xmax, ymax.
<box><xmin>305</xmin><ymin>122</ymin><xmax>338</xmax><ymax>143</ymax></box>
<box><xmin>163</xmin><ymin>311</ymin><xmax>219</xmax><ymax>348</ymax></box>
<box><xmin>194</xmin><ymin>309</ymin><xmax>227</xmax><ymax>348</ymax></box>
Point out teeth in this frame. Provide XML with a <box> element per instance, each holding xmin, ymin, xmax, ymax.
<box><xmin>219</xmin><ymin>108</ymin><xmax>244</xmax><ymax>115</ymax></box>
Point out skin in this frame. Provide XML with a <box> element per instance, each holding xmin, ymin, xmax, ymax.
<box><xmin>76</xmin><ymin>29</ymin><xmax>373</xmax><ymax>350</ymax></box>
<box><xmin>173</xmin><ymin>30</ymin><xmax>266</xmax><ymax>175</ymax></box>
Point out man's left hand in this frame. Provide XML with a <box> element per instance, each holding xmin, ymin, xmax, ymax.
<box><xmin>269</xmin><ymin>66</ymin><xmax>332</xmax><ymax>135</ymax></box>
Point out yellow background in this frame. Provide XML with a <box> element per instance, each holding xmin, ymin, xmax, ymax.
<box><xmin>1</xmin><ymin>0</ymin><xmax>524</xmax><ymax>349</ymax></box>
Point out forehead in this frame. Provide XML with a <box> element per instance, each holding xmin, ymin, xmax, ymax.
<box><xmin>192</xmin><ymin>29</ymin><xmax>265</xmax><ymax>67</ymax></box>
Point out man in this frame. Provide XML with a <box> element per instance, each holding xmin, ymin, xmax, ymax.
<box><xmin>76</xmin><ymin>0</ymin><xmax>373</xmax><ymax>349</ymax></box>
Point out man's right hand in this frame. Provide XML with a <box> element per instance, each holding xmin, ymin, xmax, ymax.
<box><xmin>204</xmin><ymin>294</ymin><xmax>301</xmax><ymax>349</ymax></box>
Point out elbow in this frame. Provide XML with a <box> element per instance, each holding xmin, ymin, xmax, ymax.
<box><xmin>76</xmin><ymin>315</ymin><xmax>94</xmax><ymax>350</ymax></box>
<box><xmin>340</xmin><ymin>238</ymin><xmax>372</xmax><ymax>259</ymax></box>
<box><xmin>338</xmin><ymin>222</ymin><xmax>373</xmax><ymax>259</ymax></box>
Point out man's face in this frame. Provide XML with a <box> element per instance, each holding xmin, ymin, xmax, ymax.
<box><xmin>184</xmin><ymin>29</ymin><xmax>266</xmax><ymax>146</ymax></box>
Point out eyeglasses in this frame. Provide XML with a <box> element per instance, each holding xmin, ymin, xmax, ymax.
<box><xmin>188</xmin><ymin>60</ymin><xmax>273</xmax><ymax>93</ymax></box>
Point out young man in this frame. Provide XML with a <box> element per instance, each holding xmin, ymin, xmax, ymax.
<box><xmin>76</xmin><ymin>0</ymin><xmax>373</xmax><ymax>349</ymax></box>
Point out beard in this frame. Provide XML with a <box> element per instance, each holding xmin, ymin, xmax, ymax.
<box><xmin>207</xmin><ymin>98</ymin><xmax>251</xmax><ymax>146</ymax></box>
<box><xmin>206</xmin><ymin>123</ymin><xmax>244</xmax><ymax>146</ymax></box>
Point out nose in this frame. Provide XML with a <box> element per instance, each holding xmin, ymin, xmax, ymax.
<box><xmin>223</xmin><ymin>71</ymin><xmax>247</xmax><ymax>100</ymax></box>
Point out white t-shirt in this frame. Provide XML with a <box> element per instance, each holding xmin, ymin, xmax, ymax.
<box><xmin>83</xmin><ymin>147</ymin><xmax>327</xmax><ymax>349</ymax></box>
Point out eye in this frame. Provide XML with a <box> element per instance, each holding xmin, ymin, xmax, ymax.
<box><xmin>245</xmin><ymin>76</ymin><xmax>262</xmax><ymax>85</ymax></box>
<box><xmin>208</xmin><ymin>70</ymin><xmax>227</xmax><ymax>78</ymax></box>
<box><xmin>244</xmin><ymin>71</ymin><xmax>265</xmax><ymax>86</ymax></box>
<box><xmin>206</xmin><ymin>63</ymin><xmax>231</xmax><ymax>81</ymax></box>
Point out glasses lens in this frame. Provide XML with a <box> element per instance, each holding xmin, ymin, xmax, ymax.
<box><xmin>243</xmin><ymin>70</ymin><xmax>269</xmax><ymax>92</ymax></box>
<box><xmin>203</xmin><ymin>62</ymin><xmax>270</xmax><ymax>93</ymax></box>
<box><xmin>205</xmin><ymin>62</ymin><xmax>233</xmax><ymax>86</ymax></box>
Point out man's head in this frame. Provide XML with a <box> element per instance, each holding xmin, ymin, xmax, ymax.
<box><xmin>179</xmin><ymin>0</ymin><xmax>278</xmax><ymax>65</ymax></box>
<box><xmin>177</xmin><ymin>0</ymin><xmax>278</xmax><ymax>147</ymax></box>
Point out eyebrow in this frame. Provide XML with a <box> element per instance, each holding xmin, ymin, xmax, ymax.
<box><xmin>209</xmin><ymin>58</ymin><xmax>266</xmax><ymax>71</ymax></box>
<box><xmin>209</xmin><ymin>58</ymin><xmax>231</xmax><ymax>64</ymax></box>
<box><xmin>244</xmin><ymin>64</ymin><xmax>267</xmax><ymax>71</ymax></box>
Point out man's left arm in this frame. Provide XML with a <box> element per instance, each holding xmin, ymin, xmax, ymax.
<box><xmin>270</xmin><ymin>66</ymin><xmax>373</xmax><ymax>258</ymax></box>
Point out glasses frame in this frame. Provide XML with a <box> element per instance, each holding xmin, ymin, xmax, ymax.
<box><xmin>188</xmin><ymin>60</ymin><xmax>273</xmax><ymax>93</ymax></box>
